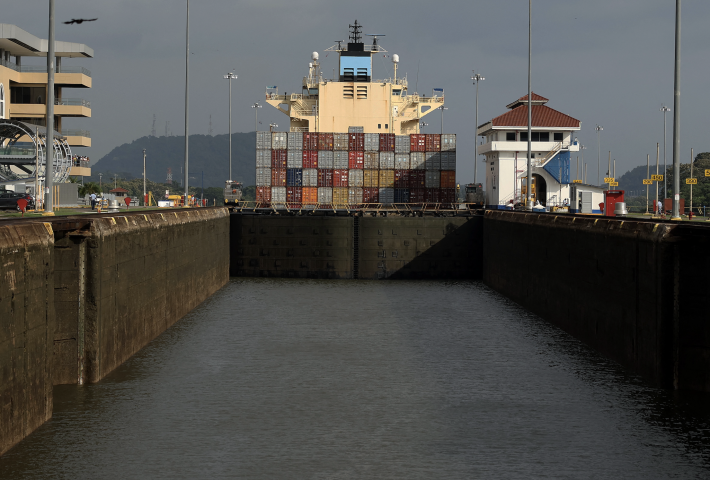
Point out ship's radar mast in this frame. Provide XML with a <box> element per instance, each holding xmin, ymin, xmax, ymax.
<box><xmin>349</xmin><ymin>20</ymin><xmax>362</xmax><ymax>43</ymax></box>
<box><xmin>366</xmin><ymin>34</ymin><xmax>385</xmax><ymax>49</ymax></box>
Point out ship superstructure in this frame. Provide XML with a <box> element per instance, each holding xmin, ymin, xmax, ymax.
<box><xmin>265</xmin><ymin>21</ymin><xmax>443</xmax><ymax>135</ymax></box>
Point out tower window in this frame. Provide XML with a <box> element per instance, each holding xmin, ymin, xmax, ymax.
<box><xmin>506</xmin><ymin>132</ymin><xmax>515</xmax><ymax>141</ymax></box>
<box><xmin>378</xmin><ymin>124</ymin><xmax>381</xmax><ymax>129</ymax></box>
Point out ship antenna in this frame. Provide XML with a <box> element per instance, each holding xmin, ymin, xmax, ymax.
<box><xmin>349</xmin><ymin>20</ymin><xmax>362</xmax><ymax>43</ymax></box>
<box><xmin>366</xmin><ymin>34</ymin><xmax>385</xmax><ymax>50</ymax></box>
<box><xmin>415</xmin><ymin>60</ymin><xmax>420</xmax><ymax>94</ymax></box>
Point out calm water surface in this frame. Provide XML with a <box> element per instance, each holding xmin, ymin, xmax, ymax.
<box><xmin>2</xmin><ymin>279</ymin><xmax>710</xmax><ymax>479</ymax></box>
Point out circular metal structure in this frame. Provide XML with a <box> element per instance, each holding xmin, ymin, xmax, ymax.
<box><xmin>0</xmin><ymin>119</ymin><xmax>72</xmax><ymax>186</ymax></box>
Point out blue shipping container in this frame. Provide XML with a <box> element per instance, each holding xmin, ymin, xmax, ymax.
<box><xmin>394</xmin><ymin>188</ymin><xmax>410</xmax><ymax>203</ymax></box>
<box><xmin>287</xmin><ymin>168</ymin><xmax>303</xmax><ymax>187</ymax></box>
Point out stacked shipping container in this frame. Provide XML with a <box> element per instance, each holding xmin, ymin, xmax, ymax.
<box><xmin>255</xmin><ymin>131</ymin><xmax>457</xmax><ymax>208</ymax></box>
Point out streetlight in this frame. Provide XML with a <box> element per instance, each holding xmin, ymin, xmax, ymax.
<box><xmin>580</xmin><ymin>144</ymin><xmax>587</xmax><ymax>182</ymax></box>
<box><xmin>142</xmin><ymin>149</ymin><xmax>146</xmax><ymax>205</ymax></box>
<box><xmin>525</xmin><ymin>0</ymin><xmax>532</xmax><ymax>211</ymax></box>
<box><xmin>660</xmin><ymin>104</ymin><xmax>671</xmax><ymax>198</ymax></box>
<box><xmin>183</xmin><ymin>0</ymin><xmax>190</xmax><ymax>205</ymax></box>
<box><xmin>670</xmin><ymin>0</ymin><xmax>681</xmax><ymax>220</ymax></box>
<box><xmin>438</xmin><ymin>106</ymin><xmax>448</xmax><ymax>135</ymax></box>
<box><xmin>44</xmin><ymin>0</ymin><xmax>56</xmax><ymax>215</ymax></box>
<box><xmin>471</xmin><ymin>71</ymin><xmax>484</xmax><ymax>185</ymax></box>
<box><xmin>595</xmin><ymin>125</ymin><xmax>603</xmax><ymax>186</ymax></box>
<box><xmin>224</xmin><ymin>72</ymin><xmax>238</xmax><ymax>181</ymax></box>
<box><xmin>252</xmin><ymin>102</ymin><xmax>262</xmax><ymax>133</ymax></box>
<box><xmin>98</xmin><ymin>172</ymin><xmax>103</xmax><ymax>192</ymax></box>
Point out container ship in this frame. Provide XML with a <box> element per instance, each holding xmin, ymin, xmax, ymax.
<box><xmin>254</xmin><ymin>21</ymin><xmax>458</xmax><ymax>210</ymax></box>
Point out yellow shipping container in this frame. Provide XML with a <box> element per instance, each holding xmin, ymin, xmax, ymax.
<box><xmin>379</xmin><ymin>170</ymin><xmax>394</xmax><ymax>188</ymax></box>
<box><xmin>333</xmin><ymin>187</ymin><xmax>349</xmax><ymax>206</ymax></box>
<box><xmin>363</xmin><ymin>169</ymin><xmax>379</xmax><ymax>187</ymax></box>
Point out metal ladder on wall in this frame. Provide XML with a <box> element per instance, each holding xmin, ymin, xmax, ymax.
<box><xmin>353</xmin><ymin>216</ymin><xmax>360</xmax><ymax>279</ymax></box>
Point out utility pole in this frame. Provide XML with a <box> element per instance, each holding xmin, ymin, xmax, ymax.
<box><xmin>690</xmin><ymin>147</ymin><xmax>694</xmax><ymax>216</ymax></box>
<box><xmin>525</xmin><ymin>0</ymin><xmax>533</xmax><ymax>211</ymax></box>
<box><xmin>580</xmin><ymin>144</ymin><xmax>586</xmax><ymax>181</ymax></box>
<box><xmin>143</xmin><ymin>149</ymin><xmax>147</xmax><ymax>205</ymax></box>
<box><xmin>607</xmin><ymin>151</ymin><xmax>611</xmax><ymax>191</ymax></box>
<box><xmin>113</xmin><ymin>174</ymin><xmax>118</xmax><ymax>189</ymax></box>
<box><xmin>224</xmin><ymin>72</ymin><xmax>237</xmax><ymax>181</ymax></box>
<box><xmin>661</xmin><ymin>104</ymin><xmax>671</xmax><ymax>197</ymax></box>
<box><xmin>595</xmin><ymin>125</ymin><xmax>603</xmax><ymax>186</ymax></box>
<box><xmin>671</xmin><ymin>0</ymin><xmax>681</xmax><ymax>220</ymax></box>
<box><xmin>645</xmin><ymin>154</ymin><xmax>650</xmax><ymax>214</ymax></box>
<box><xmin>656</xmin><ymin>143</ymin><xmax>660</xmax><ymax>214</ymax></box>
<box><xmin>472</xmin><ymin>71</ymin><xmax>484</xmax><ymax>185</ymax></box>
<box><xmin>44</xmin><ymin>0</ymin><xmax>55</xmax><ymax>215</ymax></box>
<box><xmin>252</xmin><ymin>102</ymin><xmax>262</xmax><ymax>133</ymax></box>
<box><xmin>183</xmin><ymin>0</ymin><xmax>190</xmax><ymax>206</ymax></box>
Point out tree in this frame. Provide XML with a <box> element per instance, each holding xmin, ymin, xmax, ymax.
<box><xmin>79</xmin><ymin>182</ymin><xmax>101</xmax><ymax>196</ymax></box>
<box><xmin>665</xmin><ymin>152</ymin><xmax>710</xmax><ymax>209</ymax></box>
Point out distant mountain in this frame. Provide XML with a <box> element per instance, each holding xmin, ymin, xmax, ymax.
<box><xmin>618</xmin><ymin>163</ymin><xmax>671</xmax><ymax>197</ymax></box>
<box><xmin>88</xmin><ymin>133</ymin><xmax>256</xmax><ymax>188</ymax></box>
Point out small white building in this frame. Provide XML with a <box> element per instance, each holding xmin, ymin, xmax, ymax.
<box><xmin>477</xmin><ymin>93</ymin><xmax>602</xmax><ymax>212</ymax></box>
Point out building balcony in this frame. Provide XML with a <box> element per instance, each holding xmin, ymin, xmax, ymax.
<box><xmin>69</xmin><ymin>156</ymin><xmax>91</xmax><ymax>176</ymax></box>
<box><xmin>478</xmin><ymin>141</ymin><xmax>579</xmax><ymax>155</ymax></box>
<box><xmin>9</xmin><ymin>98</ymin><xmax>91</xmax><ymax>118</ymax></box>
<box><xmin>0</xmin><ymin>61</ymin><xmax>92</xmax><ymax>88</ymax></box>
<box><xmin>63</xmin><ymin>129</ymin><xmax>91</xmax><ymax>147</ymax></box>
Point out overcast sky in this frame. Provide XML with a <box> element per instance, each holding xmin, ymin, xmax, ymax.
<box><xmin>6</xmin><ymin>0</ymin><xmax>710</xmax><ymax>184</ymax></box>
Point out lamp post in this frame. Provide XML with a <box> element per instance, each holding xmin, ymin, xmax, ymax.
<box><xmin>252</xmin><ymin>102</ymin><xmax>262</xmax><ymax>133</ymax></box>
<box><xmin>595</xmin><ymin>125</ymin><xmax>603</xmax><ymax>186</ymax></box>
<box><xmin>438</xmin><ymin>105</ymin><xmax>448</xmax><ymax>135</ymax></box>
<box><xmin>142</xmin><ymin>149</ymin><xmax>146</xmax><ymax>205</ymax></box>
<box><xmin>98</xmin><ymin>172</ymin><xmax>103</xmax><ymax>192</ymax></box>
<box><xmin>472</xmin><ymin>71</ymin><xmax>484</xmax><ymax>185</ymax></box>
<box><xmin>224</xmin><ymin>72</ymin><xmax>237</xmax><ymax>181</ymax></box>
<box><xmin>183</xmin><ymin>0</ymin><xmax>190</xmax><ymax>205</ymax></box>
<box><xmin>525</xmin><ymin>0</ymin><xmax>533</xmax><ymax>211</ymax></box>
<box><xmin>660</xmin><ymin>104</ymin><xmax>671</xmax><ymax>198</ymax></box>
<box><xmin>44</xmin><ymin>0</ymin><xmax>56</xmax><ymax>215</ymax></box>
<box><xmin>671</xmin><ymin>0</ymin><xmax>681</xmax><ymax>220</ymax></box>
<box><xmin>580</xmin><ymin>144</ymin><xmax>587</xmax><ymax>182</ymax></box>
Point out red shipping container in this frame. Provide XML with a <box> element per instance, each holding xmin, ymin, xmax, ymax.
<box><xmin>348</xmin><ymin>151</ymin><xmax>364</xmax><ymax>169</ymax></box>
<box><xmin>410</xmin><ymin>134</ymin><xmax>426</xmax><ymax>152</ymax></box>
<box><xmin>333</xmin><ymin>169</ymin><xmax>349</xmax><ymax>187</ymax></box>
<box><xmin>271</xmin><ymin>168</ymin><xmax>286</xmax><ymax>187</ymax></box>
<box><xmin>379</xmin><ymin>133</ymin><xmax>395</xmax><ymax>152</ymax></box>
<box><xmin>318</xmin><ymin>133</ymin><xmax>334</xmax><ymax>151</ymax></box>
<box><xmin>318</xmin><ymin>169</ymin><xmax>333</xmax><ymax>187</ymax></box>
<box><xmin>256</xmin><ymin>186</ymin><xmax>271</xmax><ymax>204</ymax></box>
<box><xmin>425</xmin><ymin>188</ymin><xmax>441</xmax><ymax>203</ymax></box>
<box><xmin>302</xmin><ymin>187</ymin><xmax>318</xmax><ymax>205</ymax></box>
<box><xmin>410</xmin><ymin>188</ymin><xmax>426</xmax><ymax>203</ymax></box>
<box><xmin>394</xmin><ymin>169</ymin><xmax>410</xmax><ymax>188</ymax></box>
<box><xmin>410</xmin><ymin>170</ymin><xmax>426</xmax><ymax>188</ymax></box>
<box><xmin>363</xmin><ymin>187</ymin><xmax>379</xmax><ymax>204</ymax></box>
<box><xmin>302</xmin><ymin>151</ymin><xmax>318</xmax><ymax>169</ymax></box>
<box><xmin>271</xmin><ymin>150</ymin><xmax>287</xmax><ymax>169</ymax></box>
<box><xmin>286</xmin><ymin>186</ymin><xmax>302</xmax><ymax>207</ymax></box>
<box><xmin>348</xmin><ymin>133</ymin><xmax>364</xmax><ymax>151</ymax></box>
<box><xmin>302</xmin><ymin>132</ymin><xmax>319</xmax><ymax>150</ymax></box>
<box><xmin>440</xmin><ymin>171</ymin><xmax>456</xmax><ymax>188</ymax></box>
<box><xmin>425</xmin><ymin>134</ymin><xmax>441</xmax><ymax>151</ymax></box>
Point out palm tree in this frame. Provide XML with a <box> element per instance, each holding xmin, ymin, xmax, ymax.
<box><xmin>79</xmin><ymin>182</ymin><xmax>101</xmax><ymax>196</ymax></box>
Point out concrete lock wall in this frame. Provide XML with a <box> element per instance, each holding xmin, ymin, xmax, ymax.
<box><xmin>481</xmin><ymin>210</ymin><xmax>710</xmax><ymax>390</ymax></box>
<box><xmin>0</xmin><ymin>223</ymin><xmax>55</xmax><ymax>457</ymax></box>
<box><xmin>230</xmin><ymin>214</ymin><xmax>483</xmax><ymax>280</ymax></box>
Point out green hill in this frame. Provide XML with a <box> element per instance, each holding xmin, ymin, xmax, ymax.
<box><xmin>88</xmin><ymin>133</ymin><xmax>256</xmax><ymax>188</ymax></box>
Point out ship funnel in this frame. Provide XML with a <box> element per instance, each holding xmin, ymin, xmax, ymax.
<box><xmin>311</xmin><ymin>51</ymin><xmax>319</xmax><ymax>61</ymax></box>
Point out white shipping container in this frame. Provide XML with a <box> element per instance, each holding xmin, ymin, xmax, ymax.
<box><xmin>333</xmin><ymin>151</ymin><xmax>349</xmax><ymax>169</ymax></box>
<box><xmin>287</xmin><ymin>131</ymin><xmax>303</xmax><ymax>150</ymax></box>
<box><xmin>441</xmin><ymin>151</ymin><xmax>457</xmax><ymax>170</ymax></box>
<box><xmin>364</xmin><ymin>133</ymin><xmax>379</xmax><ymax>151</ymax></box>
<box><xmin>256</xmin><ymin>168</ymin><xmax>271</xmax><ymax>186</ymax></box>
<box><xmin>411</xmin><ymin>152</ymin><xmax>426</xmax><ymax>170</ymax></box>
<box><xmin>287</xmin><ymin>150</ymin><xmax>303</xmax><ymax>168</ymax></box>
<box><xmin>318</xmin><ymin>150</ymin><xmax>334</xmax><ymax>169</ymax></box>
<box><xmin>425</xmin><ymin>170</ymin><xmax>441</xmax><ymax>188</ymax></box>
<box><xmin>379</xmin><ymin>151</ymin><xmax>395</xmax><ymax>169</ymax></box>
<box><xmin>271</xmin><ymin>132</ymin><xmax>287</xmax><ymax>150</ymax></box>
<box><xmin>318</xmin><ymin>187</ymin><xmax>333</xmax><ymax>204</ymax></box>
<box><xmin>425</xmin><ymin>152</ymin><xmax>441</xmax><ymax>170</ymax></box>
<box><xmin>395</xmin><ymin>153</ymin><xmax>410</xmax><ymax>170</ymax></box>
<box><xmin>379</xmin><ymin>187</ymin><xmax>394</xmax><ymax>204</ymax></box>
<box><xmin>348</xmin><ymin>169</ymin><xmax>364</xmax><ymax>187</ymax></box>
<box><xmin>256</xmin><ymin>150</ymin><xmax>270</xmax><ymax>168</ymax></box>
<box><xmin>302</xmin><ymin>168</ymin><xmax>318</xmax><ymax>186</ymax></box>
<box><xmin>395</xmin><ymin>135</ymin><xmax>410</xmax><ymax>153</ymax></box>
<box><xmin>348</xmin><ymin>187</ymin><xmax>364</xmax><ymax>204</ymax></box>
<box><xmin>256</xmin><ymin>132</ymin><xmax>271</xmax><ymax>150</ymax></box>
<box><xmin>441</xmin><ymin>134</ymin><xmax>457</xmax><ymax>151</ymax></box>
<box><xmin>271</xmin><ymin>186</ymin><xmax>286</xmax><ymax>204</ymax></box>
<box><xmin>333</xmin><ymin>133</ymin><xmax>349</xmax><ymax>150</ymax></box>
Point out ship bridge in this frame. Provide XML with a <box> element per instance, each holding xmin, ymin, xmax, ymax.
<box><xmin>265</xmin><ymin>21</ymin><xmax>443</xmax><ymax>135</ymax></box>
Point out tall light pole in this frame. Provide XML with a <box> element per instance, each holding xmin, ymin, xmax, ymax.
<box><xmin>525</xmin><ymin>0</ymin><xmax>533</xmax><ymax>211</ymax></box>
<box><xmin>472</xmin><ymin>71</ymin><xmax>484</xmax><ymax>185</ymax></box>
<box><xmin>671</xmin><ymin>0</ymin><xmax>681</xmax><ymax>220</ymax></box>
<box><xmin>142</xmin><ymin>149</ymin><xmax>146</xmax><ymax>204</ymax></box>
<box><xmin>224</xmin><ymin>72</ymin><xmax>237</xmax><ymax>181</ymax></box>
<box><xmin>44</xmin><ymin>0</ymin><xmax>55</xmax><ymax>215</ymax></box>
<box><xmin>580</xmin><ymin>144</ymin><xmax>587</xmax><ymax>182</ymax></box>
<box><xmin>439</xmin><ymin>106</ymin><xmax>448</xmax><ymax>135</ymax></box>
<box><xmin>183</xmin><ymin>0</ymin><xmax>190</xmax><ymax>205</ymax></box>
<box><xmin>252</xmin><ymin>102</ymin><xmax>262</xmax><ymax>133</ymax></box>
<box><xmin>595</xmin><ymin>125</ymin><xmax>603</xmax><ymax>186</ymax></box>
<box><xmin>660</xmin><ymin>104</ymin><xmax>671</xmax><ymax>197</ymax></box>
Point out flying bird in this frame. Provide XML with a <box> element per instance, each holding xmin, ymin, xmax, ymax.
<box><xmin>63</xmin><ymin>18</ymin><xmax>98</xmax><ymax>25</ymax></box>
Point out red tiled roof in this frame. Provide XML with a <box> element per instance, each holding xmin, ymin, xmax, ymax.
<box><xmin>491</xmin><ymin>105</ymin><xmax>580</xmax><ymax>128</ymax></box>
<box><xmin>109</xmin><ymin>187</ymin><xmax>128</xmax><ymax>193</ymax></box>
<box><xmin>517</xmin><ymin>92</ymin><xmax>548</xmax><ymax>103</ymax></box>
